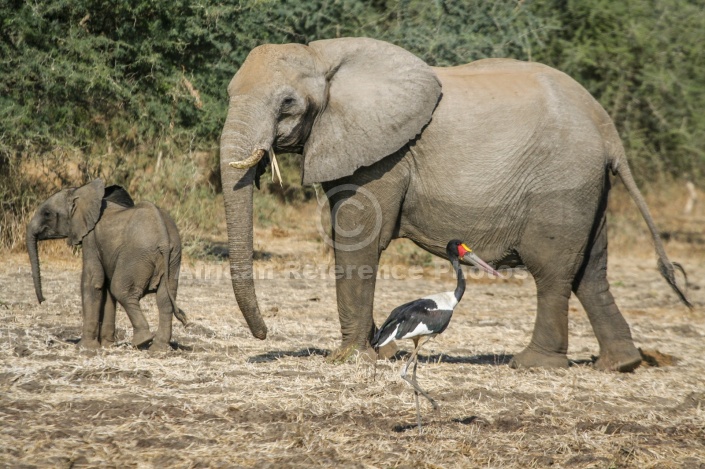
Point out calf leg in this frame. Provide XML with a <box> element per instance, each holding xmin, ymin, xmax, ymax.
<box><xmin>151</xmin><ymin>281</ymin><xmax>174</xmax><ymax>351</ymax></box>
<box><xmin>99</xmin><ymin>290</ymin><xmax>117</xmax><ymax>347</ymax></box>
<box><xmin>78</xmin><ymin>251</ymin><xmax>105</xmax><ymax>350</ymax></box>
<box><xmin>111</xmin><ymin>276</ymin><xmax>152</xmax><ymax>347</ymax></box>
<box><xmin>118</xmin><ymin>296</ymin><xmax>153</xmax><ymax>347</ymax></box>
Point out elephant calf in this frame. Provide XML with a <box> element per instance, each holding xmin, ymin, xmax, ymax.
<box><xmin>27</xmin><ymin>179</ymin><xmax>188</xmax><ymax>350</ymax></box>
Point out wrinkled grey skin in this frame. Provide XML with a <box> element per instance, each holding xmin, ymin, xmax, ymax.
<box><xmin>220</xmin><ymin>37</ymin><xmax>689</xmax><ymax>371</ymax></box>
<box><xmin>27</xmin><ymin>179</ymin><xmax>188</xmax><ymax>350</ymax></box>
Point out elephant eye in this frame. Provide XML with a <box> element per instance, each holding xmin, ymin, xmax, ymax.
<box><xmin>42</xmin><ymin>209</ymin><xmax>51</xmax><ymax>218</ymax></box>
<box><xmin>280</xmin><ymin>97</ymin><xmax>297</xmax><ymax>113</ymax></box>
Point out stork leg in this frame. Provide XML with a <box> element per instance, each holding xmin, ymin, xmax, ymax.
<box><xmin>401</xmin><ymin>339</ymin><xmax>424</xmax><ymax>432</ymax></box>
<box><xmin>410</xmin><ymin>352</ymin><xmax>423</xmax><ymax>433</ymax></box>
<box><xmin>410</xmin><ymin>351</ymin><xmax>423</xmax><ymax>432</ymax></box>
<box><xmin>401</xmin><ymin>336</ymin><xmax>437</xmax><ymax>432</ymax></box>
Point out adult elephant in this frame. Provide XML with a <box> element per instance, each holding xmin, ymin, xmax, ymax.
<box><xmin>220</xmin><ymin>37</ymin><xmax>689</xmax><ymax>371</ymax></box>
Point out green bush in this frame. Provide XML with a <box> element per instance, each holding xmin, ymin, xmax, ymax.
<box><xmin>531</xmin><ymin>0</ymin><xmax>705</xmax><ymax>182</ymax></box>
<box><xmin>1</xmin><ymin>0</ymin><xmax>703</xmax><ymax>250</ymax></box>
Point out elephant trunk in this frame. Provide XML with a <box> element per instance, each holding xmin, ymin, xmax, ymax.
<box><xmin>220</xmin><ymin>98</ymin><xmax>275</xmax><ymax>339</ymax></box>
<box><xmin>26</xmin><ymin>217</ymin><xmax>45</xmax><ymax>304</ymax></box>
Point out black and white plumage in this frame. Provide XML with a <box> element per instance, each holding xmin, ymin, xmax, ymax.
<box><xmin>371</xmin><ymin>239</ymin><xmax>499</xmax><ymax>432</ymax></box>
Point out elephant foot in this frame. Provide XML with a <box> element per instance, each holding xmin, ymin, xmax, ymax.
<box><xmin>328</xmin><ymin>340</ymin><xmax>376</xmax><ymax>364</ymax></box>
<box><xmin>594</xmin><ymin>344</ymin><xmax>642</xmax><ymax>372</ymax></box>
<box><xmin>100</xmin><ymin>339</ymin><xmax>116</xmax><ymax>348</ymax></box>
<box><xmin>149</xmin><ymin>340</ymin><xmax>172</xmax><ymax>352</ymax></box>
<box><xmin>328</xmin><ymin>342</ymin><xmax>398</xmax><ymax>364</ymax></box>
<box><xmin>77</xmin><ymin>338</ymin><xmax>101</xmax><ymax>350</ymax></box>
<box><xmin>376</xmin><ymin>341</ymin><xmax>398</xmax><ymax>360</ymax></box>
<box><xmin>327</xmin><ymin>343</ymin><xmax>360</xmax><ymax>363</ymax></box>
<box><xmin>131</xmin><ymin>330</ymin><xmax>154</xmax><ymax>348</ymax></box>
<box><xmin>510</xmin><ymin>347</ymin><xmax>569</xmax><ymax>369</ymax></box>
<box><xmin>357</xmin><ymin>346</ymin><xmax>378</xmax><ymax>364</ymax></box>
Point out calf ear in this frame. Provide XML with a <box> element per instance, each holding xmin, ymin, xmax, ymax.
<box><xmin>68</xmin><ymin>179</ymin><xmax>105</xmax><ymax>245</ymax></box>
<box><xmin>104</xmin><ymin>185</ymin><xmax>135</xmax><ymax>207</ymax></box>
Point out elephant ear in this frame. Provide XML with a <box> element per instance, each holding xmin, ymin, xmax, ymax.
<box><xmin>303</xmin><ymin>37</ymin><xmax>441</xmax><ymax>184</ymax></box>
<box><xmin>104</xmin><ymin>185</ymin><xmax>135</xmax><ymax>207</ymax></box>
<box><xmin>68</xmin><ymin>179</ymin><xmax>105</xmax><ymax>245</ymax></box>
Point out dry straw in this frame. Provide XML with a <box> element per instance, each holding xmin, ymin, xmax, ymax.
<box><xmin>1</xmin><ymin>188</ymin><xmax>704</xmax><ymax>467</ymax></box>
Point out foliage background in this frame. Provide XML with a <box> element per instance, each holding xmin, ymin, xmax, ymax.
<box><xmin>1</xmin><ymin>0</ymin><xmax>704</xmax><ymax>249</ymax></box>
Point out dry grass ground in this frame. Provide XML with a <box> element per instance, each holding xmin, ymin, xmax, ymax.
<box><xmin>2</xmin><ymin>183</ymin><xmax>705</xmax><ymax>468</ymax></box>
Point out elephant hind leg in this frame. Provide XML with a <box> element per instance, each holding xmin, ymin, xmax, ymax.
<box><xmin>99</xmin><ymin>289</ymin><xmax>118</xmax><ymax>347</ymax></box>
<box><xmin>118</xmin><ymin>297</ymin><xmax>153</xmax><ymax>347</ymax></box>
<box><xmin>510</xmin><ymin>277</ymin><xmax>573</xmax><ymax>369</ymax></box>
<box><xmin>111</xmin><ymin>279</ymin><xmax>153</xmax><ymax>347</ymax></box>
<box><xmin>151</xmin><ymin>281</ymin><xmax>175</xmax><ymax>351</ymax></box>
<box><xmin>572</xmin><ymin>215</ymin><xmax>641</xmax><ymax>372</ymax></box>
<box><xmin>510</xmin><ymin>228</ymin><xmax>585</xmax><ymax>369</ymax></box>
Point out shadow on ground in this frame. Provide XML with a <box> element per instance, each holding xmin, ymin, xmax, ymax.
<box><xmin>248</xmin><ymin>347</ymin><xmax>330</xmax><ymax>363</ymax></box>
<box><xmin>393</xmin><ymin>416</ymin><xmax>484</xmax><ymax>433</ymax></box>
<box><xmin>189</xmin><ymin>240</ymin><xmax>273</xmax><ymax>261</ymax></box>
<box><xmin>389</xmin><ymin>352</ymin><xmax>515</xmax><ymax>366</ymax></box>
<box><xmin>390</xmin><ymin>352</ymin><xmax>599</xmax><ymax>367</ymax></box>
<box><xmin>246</xmin><ymin>350</ymin><xmax>517</xmax><ymax>366</ymax></box>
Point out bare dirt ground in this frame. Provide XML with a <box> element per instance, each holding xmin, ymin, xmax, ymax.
<box><xmin>2</xmin><ymin>207</ymin><xmax>705</xmax><ymax>468</ymax></box>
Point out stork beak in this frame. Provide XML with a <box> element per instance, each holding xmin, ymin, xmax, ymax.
<box><xmin>462</xmin><ymin>249</ymin><xmax>501</xmax><ymax>277</ymax></box>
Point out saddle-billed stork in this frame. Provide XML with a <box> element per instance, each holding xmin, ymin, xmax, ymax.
<box><xmin>371</xmin><ymin>239</ymin><xmax>500</xmax><ymax>432</ymax></box>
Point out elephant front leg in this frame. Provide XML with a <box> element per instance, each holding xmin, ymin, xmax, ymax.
<box><xmin>321</xmin><ymin>163</ymin><xmax>408</xmax><ymax>362</ymax></box>
<box><xmin>78</xmin><ymin>265</ymin><xmax>105</xmax><ymax>350</ymax></box>
<box><xmin>329</xmin><ymin>246</ymin><xmax>379</xmax><ymax>362</ymax></box>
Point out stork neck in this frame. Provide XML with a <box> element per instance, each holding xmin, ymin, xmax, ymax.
<box><xmin>453</xmin><ymin>258</ymin><xmax>466</xmax><ymax>302</ymax></box>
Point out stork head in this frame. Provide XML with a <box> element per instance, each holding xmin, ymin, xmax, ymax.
<box><xmin>446</xmin><ymin>239</ymin><xmax>500</xmax><ymax>277</ymax></box>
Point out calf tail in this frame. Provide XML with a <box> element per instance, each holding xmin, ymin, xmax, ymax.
<box><xmin>159</xmin><ymin>244</ymin><xmax>190</xmax><ymax>327</ymax></box>
<box><xmin>152</xmin><ymin>204</ymin><xmax>189</xmax><ymax>327</ymax></box>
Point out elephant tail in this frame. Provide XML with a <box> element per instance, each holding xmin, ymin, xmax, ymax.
<box><xmin>612</xmin><ymin>157</ymin><xmax>692</xmax><ymax>308</ymax></box>
<box><xmin>158</xmin><ymin>243</ymin><xmax>190</xmax><ymax>327</ymax></box>
<box><xmin>152</xmin><ymin>204</ymin><xmax>189</xmax><ymax>327</ymax></box>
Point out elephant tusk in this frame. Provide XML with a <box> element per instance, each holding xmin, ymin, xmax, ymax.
<box><xmin>270</xmin><ymin>148</ymin><xmax>283</xmax><ymax>188</ymax></box>
<box><xmin>229</xmin><ymin>149</ymin><xmax>266</xmax><ymax>169</ymax></box>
